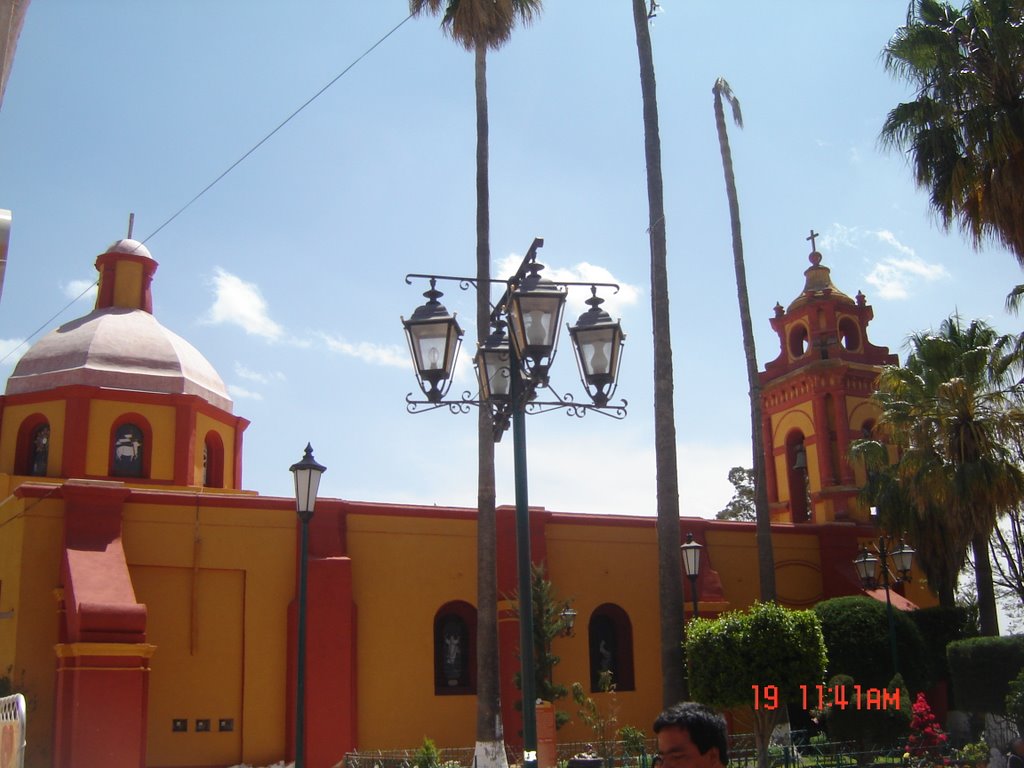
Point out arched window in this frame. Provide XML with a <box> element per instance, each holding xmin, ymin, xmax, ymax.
<box><xmin>110</xmin><ymin>419</ymin><xmax>149</xmax><ymax>478</ymax></box>
<box><xmin>786</xmin><ymin>430</ymin><xmax>810</xmax><ymax>523</ymax></box>
<box><xmin>588</xmin><ymin>603</ymin><xmax>634</xmax><ymax>692</ymax></box>
<box><xmin>15</xmin><ymin>415</ymin><xmax>50</xmax><ymax>476</ymax></box>
<box><xmin>434</xmin><ymin>601</ymin><xmax>476</xmax><ymax>695</ymax></box>
<box><xmin>203</xmin><ymin>431</ymin><xmax>225</xmax><ymax>488</ymax></box>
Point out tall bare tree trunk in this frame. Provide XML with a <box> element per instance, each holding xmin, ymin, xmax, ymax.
<box><xmin>473</xmin><ymin>41</ymin><xmax>508</xmax><ymax>768</ymax></box>
<box><xmin>712</xmin><ymin>79</ymin><xmax>776</xmax><ymax>601</ymax></box>
<box><xmin>631</xmin><ymin>0</ymin><xmax>684</xmax><ymax>707</ymax></box>
<box><xmin>973</xmin><ymin>530</ymin><xmax>1000</xmax><ymax>636</ymax></box>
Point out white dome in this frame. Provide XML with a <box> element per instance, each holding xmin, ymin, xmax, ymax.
<box><xmin>6</xmin><ymin>307</ymin><xmax>232</xmax><ymax>412</ymax></box>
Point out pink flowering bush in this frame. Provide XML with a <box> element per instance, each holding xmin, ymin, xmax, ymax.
<box><xmin>904</xmin><ymin>692</ymin><xmax>949</xmax><ymax>763</ymax></box>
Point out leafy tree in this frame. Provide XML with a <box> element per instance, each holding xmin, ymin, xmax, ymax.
<box><xmin>712</xmin><ymin>79</ymin><xmax>776</xmax><ymax>598</ymax></box>
<box><xmin>990</xmin><ymin>504</ymin><xmax>1024</xmax><ymax>620</ymax></box>
<box><xmin>409</xmin><ymin>2</ymin><xmax>542</xmax><ymax>764</ymax></box>
<box><xmin>716</xmin><ymin>466</ymin><xmax>756</xmax><ymax>522</ymax></box>
<box><xmin>865</xmin><ymin>315</ymin><xmax>1024</xmax><ymax>635</ymax></box>
<box><xmin>572</xmin><ymin>670</ymin><xmax>619</xmax><ymax>768</ymax></box>
<box><xmin>686</xmin><ymin>601</ymin><xmax>827</xmax><ymax>768</ymax></box>
<box><xmin>1006</xmin><ymin>666</ymin><xmax>1024</xmax><ymax>733</ymax></box>
<box><xmin>881</xmin><ymin>0</ymin><xmax>1024</xmax><ymax>265</ymax></box>
<box><xmin>511</xmin><ymin>563</ymin><xmax>574</xmax><ymax>729</ymax></box>
<box><xmin>631</xmin><ymin>0</ymin><xmax>684</xmax><ymax>706</ymax></box>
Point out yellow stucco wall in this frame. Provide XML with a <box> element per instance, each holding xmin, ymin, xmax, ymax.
<box><xmin>346</xmin><ymin>512</ymin><xmax>478</xmax><ymax>749</ymax></box>
<box><xmin>113</xmin><ymin>259</ymin><xmax>145</xmax><ymax>308</ymax></box>
<box><xmin>87</xmin><ymin>401</ymin><xmax>176</xmax><ymax>480</ymax></box>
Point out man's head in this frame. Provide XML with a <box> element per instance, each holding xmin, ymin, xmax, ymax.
<box><xmin>653</xmin><ymin>702</ymin><xmax>728</xmax><ymax>768</ymax></box>
<box><xmin>1008</xmin><ymin>737</ymin><xmax>1024</xmax><ymax>757</ymax></box>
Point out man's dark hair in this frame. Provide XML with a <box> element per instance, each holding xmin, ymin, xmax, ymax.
<box><xmin>654</xmin><ymin>702</ymin><xmax>728</xmax><ymax>765</ymax></box>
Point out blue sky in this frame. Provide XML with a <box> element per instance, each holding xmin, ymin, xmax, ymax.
<box><xmin>1</xmin><ymin>1</ymin><xmax>1022</xmax><ymax>518</ymax></box>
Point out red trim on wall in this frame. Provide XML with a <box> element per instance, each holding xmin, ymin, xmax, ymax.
<box><xmin>174</xmin><ymin>401</ymin><xmax>198</xmax><ymax>486</ymax></box>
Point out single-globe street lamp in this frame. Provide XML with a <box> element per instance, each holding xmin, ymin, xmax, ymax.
<box><xmin>403</xmin><ymin>238</ymin><xmax>626</xmax><ymax>768</ymax></box>
<box><xmin>290</xmin><ymin>443</ymin><xmax>326</xmax><ymax>768</ymax></box>
<box><xmin>853</xmin><ymin>535</ymin><xmax>914</xmax><ymax>676</ymax></box>
<box><xmin>680</xmin><ymin>532</ymin><xmax>702</xmax><ymax>622</ymax></box>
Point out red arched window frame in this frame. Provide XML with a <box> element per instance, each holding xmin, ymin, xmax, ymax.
<box><xmin>588</xmin><ymin>603</ymin><xmax>635</xmax><ymax>691</ymax></box>
<box><xmin>434</xmin><ymin>600</ymin><xmax>477</xmax><ymax>695</ymax></box>
<box><xmin>15</xmin><ymin>414</ymin><xmax>50</xmax><ymax>476</ymax></box>
<box><xmin>203</xmin><ymin>431</ymin><xmax>225</xmax><ymax>488</ymax></box>
<box><xmin>108</xmin><ymin>414</ymin><xmax>153</xmax><ymax>479</ymax></box>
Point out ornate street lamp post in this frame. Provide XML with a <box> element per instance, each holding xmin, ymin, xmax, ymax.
<box><xmin>853</xmin><ymin>535</ymin><xmax>915</xmax><ymax>676</ymax></box>
<box><xmin>403</xmin><ymin>238</ymin><xmax>626</xmax><ymax>768</ymax></box>
<box><xmin>290</xmin><ymin>444</ymin><xmax>326</xmax><ymax>768</ymax></box>
<box><xmin>680</xmin><ymin>532</ymin><xmax>702</xmax><ymax>621</ymax></box>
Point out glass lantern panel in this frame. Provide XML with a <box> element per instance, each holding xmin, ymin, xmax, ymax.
<box><xmin>410</xmin><ymin>322</ymin><xmax>453</xmax><ymax>375</ymax></box>
<box><xmin>514</xmin><ymin>295</ymin><xmax>562</xmax><ymax>350</ymax></box>
<box><xmin>577</xmin><ymin>327</ymin><xmax>617</xmax><ymax>376</ymax></box>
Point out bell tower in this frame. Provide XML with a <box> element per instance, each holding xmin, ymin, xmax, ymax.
<box><xmin>758</xmin><ymin>233</ymin><xmax>897</xmax><ymax>524</ymax></box>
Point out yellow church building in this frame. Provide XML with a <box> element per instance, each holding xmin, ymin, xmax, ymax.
<box><xmin>0</xmin><ymin>237</ymin><xmax>933</xmax><ymax>768</ymax></box>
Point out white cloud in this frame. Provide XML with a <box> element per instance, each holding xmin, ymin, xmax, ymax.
<box><xmin>0</xmin><ymin>338</ymin><xmax>27</xmax><ymax>367</ymax></box>
<box><xmin>320</xmin><ymin>333</ymin><xmax>408</xmax><ymax>368</ymax></box>
<box><xmin>234</xmin><ymin>362</ymin><xmax>286</xmax><ymax>384</ymax></box>
<box><xmin>494</xmin><ymin>253</ymin><xmax>641</xmax><ymax>318</ymax></box>
<box><xmin>205</xmin><ymin>268</ymin><xmax>284</xmax><ymax>341</ymax></box>
<box><xmin>62</xmin><ymin>278</ymin><xmax>98</xmax><ymax>303</ymax></box>
<box><xmin>227</xmin><ymin>384</ymin><xmax>263</xmax><ymax>400</ymax></box>
<box><xmin>819</xmin><ymin>224</ymin><xmax>949</xmax><ymax>301</ymax></box>
<box><xmin>848</xmin><ymin>146</ymin><xmax>863</xmax><ymax>165</ymax></box>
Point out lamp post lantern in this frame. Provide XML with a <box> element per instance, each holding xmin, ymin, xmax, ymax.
<box><xmin>853</xmin><ymin>535</ymin><xmax>914</xmax><ymax>676</ymax></box>
<box><xmin>680</xmin><ymin>532</ymin><xmax>702</xmax><ymax>621</ymax></box>
<box><xmin>403</xmin><ymin>238</ymin><xmax>626</xmax><ymax>768</ymax></box>
<box><xmin>290</xmin><ymin>443</ymin><xmax>326</xmax><ymax>768</ymax></box>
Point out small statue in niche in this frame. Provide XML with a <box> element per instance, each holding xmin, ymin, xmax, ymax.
<box><xmin>30</xmin><ymin>424</ymin><xmax>49</xmax><ymax>476</ymax></box>
<box><xmin>441</xmin><ymin>618</ymin><xmax>466</xmax><ymax>687</ymax></box>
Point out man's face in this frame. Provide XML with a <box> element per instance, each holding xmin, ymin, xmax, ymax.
<box><xmin>656</xmin><ymin>726</ymin><xmax>720</xmax><ymax>768</ymax></box>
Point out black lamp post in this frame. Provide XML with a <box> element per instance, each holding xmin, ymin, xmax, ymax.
<box><xmin>403</xmin><ymin>238</ymin><xmax>626</xmax><ymax>768</ymax></box>
<box><xmin>853</xmin><ymin>535</ymin><xmax>914</xmax><ymax>676</ymax></box>
<box><xmin>680</xmin><ymin>532</ymin><xmax>702</xmax><ymax>621</ymax></box>
<box><xmin>290</xmin><ymin>443</ymin><xmax>326</xmax><ymax>768</ymax></box>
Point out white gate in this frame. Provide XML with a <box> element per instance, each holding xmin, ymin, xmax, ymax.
<box><xmin>0</xmin><ymin>693</ymin><xmax>25</xmax><ymax>768</ymax></box>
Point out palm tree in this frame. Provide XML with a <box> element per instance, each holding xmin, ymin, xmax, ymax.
<box><xmin>880</xmin><ymin>0</ymin><xmax>1024</xmax><ymax>264</ymax></box>
<box><xmin>712</xmin><ymin>77</ymin><xmax>777</xmax><ymax>602</ymax></box>
<box><xmin>631</xmin><ymin>0</ymin><xmax>684</xmax><ymax>705</ymax></box>
<box><xmin>871</xmin><ymin>316</ymin><xmax>1024</xmax><ymax>634</ymax></box>
<box><xmin>409</xmin><ymin>2</ymin><xmax>541</xmax><ymax>764</ymax></box>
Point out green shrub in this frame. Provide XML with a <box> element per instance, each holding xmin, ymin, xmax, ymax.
<box><xmin>413</xmin><ymin>737</ymin><xmax>441</xmax><ymax>768</ymax></box>
<box><xmin>816</xmin><ymin>673</ymin><xmax>911</xmax><ymax>754</ymax></box>
<box><xmin>1005</xmin><ymin>665</ymin><xmax>1024</xmax><ymax>731</ymax></box>
<box><xmin>907</xmin><ymin>605</ymin><xmax>978</xmax><ymax>682</ymax></box>
<box><xmin>948</xmin><ymin>635</ymin><xmax>1024</xmax><ymax>713</ymax></box>
<box><xmin>814</xmin><ymin>596</ymin><xmax>930</xmax><ymax>692</ymax></box>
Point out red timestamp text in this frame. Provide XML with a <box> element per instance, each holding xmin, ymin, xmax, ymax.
<box><xmin>751</xmin><ymin>684</ymin><xmax>901</xmax><ymax>711</ymax></box>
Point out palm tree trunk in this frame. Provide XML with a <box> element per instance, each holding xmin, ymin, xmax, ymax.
<box><xmin>712</xmin><ymin>83</ymin><xmax>777</xmax><ymax>601</ymax></box>
<box><xmin>473</xmin><ymin>40</ymin><xmax>508</xmax><ymax>768</ymax></box>
<box><xmin>631</xmin><ymin>0</ymin><xmax>685</xmax><ymax>707</ymax></box>
<box><xmin>973</xmin><ymin>530</ymin><xmax>1000</xmax><ymax>636</ymax></box>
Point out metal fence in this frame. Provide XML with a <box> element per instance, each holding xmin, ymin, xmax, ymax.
<box><xmin>0</xmin><ymin>693</ymin><xmax>26</xmax><ymax>768</ymax></box>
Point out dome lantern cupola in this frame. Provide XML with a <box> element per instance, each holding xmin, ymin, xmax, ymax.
<box><xmin>95</xmin><ymin>238</ymin><xmax>157</xmax><ymax>313</ymax></box>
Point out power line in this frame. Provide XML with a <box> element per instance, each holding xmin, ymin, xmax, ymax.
<box><xmin>0</xmin><ymin>12</ymin><xmax>414</xmax><ymax>367</ymax></box>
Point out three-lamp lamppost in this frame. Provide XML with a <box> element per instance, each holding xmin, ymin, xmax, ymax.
<box><xmin>852</xmin><ymin>534</ymin><xmax>915</xmax><ymax>676</ymax></box>
<box><xmin>402</xmin><ymin>237</ymin><xmax>627</xmax><ymax>768</ymax></box>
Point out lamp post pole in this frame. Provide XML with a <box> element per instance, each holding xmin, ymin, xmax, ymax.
<box><xmin>510</xmin><ymin>345</ymin><xmax>538</xmax><ymax>768</ymax></box>
<box><xmin>290</xmin><ymin>444</ymin><xmax>326</xmax><ymax>768</ymax></box>
<box><xmin>878</xmin><ymin>538</ymin><xmax>899</xmax><ymax>676</ymax></box>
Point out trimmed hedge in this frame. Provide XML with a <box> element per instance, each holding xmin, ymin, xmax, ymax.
<box><xmin>907</xmin><ymin>605</ymin><xmax>978</xmax><ymax>681</ymax></box>
<box><xmin>947</xmin><ymin>635</ymin><xmax>1024</xmax><ymax>713</ymax></box>
<box><xmin>814</xmin><ymin>595</ymin><xmax>931</xmax><ymax>692</ymax></box>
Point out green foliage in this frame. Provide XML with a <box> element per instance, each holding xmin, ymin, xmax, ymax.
<box><xmin>948</xmin><ymin>635</ymin><xmax>1024</xmax><ymax>713</ymax></box>
<box><xmin>618</xmin><ymin>725</ymin><xmax>647</xmax><ymax>758</ymax></box>
<box><xmin>907</xmin><ymin>605</ymin><xmax>979</xmax><ymax>682</ymax></box>
<box><xmin>814</xmin><ymin>595</ymin><xmax>931</xmax><ymax>692</ymax></box>
<box><xmin>686</xmin><ymin>600</ymin><xmax>827</xmax><ymax>708</ymax></box>
<box><xmin>716</xmin><ymin>466</ymin><xmax>755</xmax><ymax>522</ymax></box>
<box><xmin>815</xmin><ymin>673</ymin><xmax>911</xmax><ymax>753</ymax></box>
<box><xmin>572</xmin><ymin>670</ymin><xmax>619</xmax><ymax>767</ymax></box>
<box><xmin>511</xmin><ymin>563</ymin><xmax>574</xmax><ymax>729</ymax></box>
<box><xmin>958</xmin><ymin>741</ymin><xmax>991</xmax><ymax>765</ymax></box>
<box><xmin>1007</xmin><ymin>666</ymin><xmax>1024</xmax><ymax>733</ymax></box>
<box><xmin>413</xmin><ymin>737</ymin><xmax>441</xmax><ymax>768</ymax></box>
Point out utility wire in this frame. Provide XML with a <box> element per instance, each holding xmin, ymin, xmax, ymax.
<box><xmin>0</xmin><ymin>12</ymin><xmax>414</xmax><ymax>367</ymax></box>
